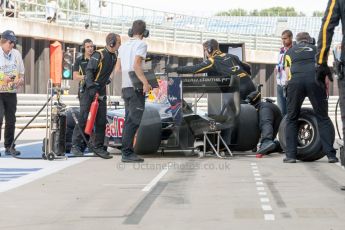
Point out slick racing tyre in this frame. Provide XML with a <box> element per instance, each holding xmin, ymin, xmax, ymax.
<box><xmin>134</xmin><ymin>106</ymin><xmax>162</xmax><ymax>155</ymax></box>
<box><xmin>278</xmin><ymin>108</ymin><xmax>329</xmax><ymax>161</ymax></box>
<box><xmin>232</xmin><ymin>104</ymin><xmax>260</xmax><ymax>151</ymax></box>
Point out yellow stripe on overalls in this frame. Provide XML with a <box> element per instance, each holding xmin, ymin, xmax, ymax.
<box><xmin>318</xmin><ymin>0</ymin><xmax>336</xmax><ymax>64</ymax></box>
<box><xmin>195</xmin><ymin>58</ymin><xmax>215</xmax><ymax>73</ymax></box>
<box><xmin>95</xmin><ymin>50</ymin><xmax>104</xmax><ymax>81</ymax></box>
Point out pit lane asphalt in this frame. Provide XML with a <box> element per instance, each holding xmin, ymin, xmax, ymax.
<box><xmin>0</xmin><ymin>129</ymin><xmax>345</xmax><ymax>230</ymax></box>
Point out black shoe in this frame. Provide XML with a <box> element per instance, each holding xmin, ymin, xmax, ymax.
<box><xmin>258</xmin><ymin>140</ymin><xmax>276</xmax><ymax>155</ymax></box>
<box><xmin>273</xmin><ymin>140</ymin><xmax>284</xmax><ymax>153</ymax></box>
<box><xmin>341</xmin><ymin>186</ymin><xmax>345</xmax><ymax>191</ymax></box>
<box><xmin>93</xmin><ymin>147</ymin><xmax>113</xmax><ymax>159</ymax></box>
<box><xmin>121</xmin><ymin>153</ymin><xmax>144</xmax><ymax>163</ymax></box>
<box><xmin>328</xmin><ymin>156</ymin><xmax>339</xmax><ymax>163</ymax></box>
<box><xmin>283</xmin><ymin>158</ymin><xmax>296</xmax><ymax>163</ymax></box>
<box><xmin>71</xmin><ymin>146</ymin><xmax>84</xmax><ymax>157</ymax></box>
<box><xmin>5</xmin><ymin>147</ymin><xmax>21</xmax><ymax>156</ymax></box>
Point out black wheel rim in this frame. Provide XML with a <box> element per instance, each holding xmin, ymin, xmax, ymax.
<box><xmin>297</xmin><ymin>118</ymin><xmax>315</xmax><ymax>149</ymax></box>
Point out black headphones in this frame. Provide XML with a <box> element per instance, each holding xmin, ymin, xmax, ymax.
<box><xmin>296</xmin><ymin>37</ymin><xmax>316</xmax><ymax>45</ymax></box>
<box><xmin>204</xmin><ymin>40</ymin><xmax>214</xmax><ymax>54</ymax></box>
<box><xmin>81</xmin><ymin>38</ymin><xmax>93</xmax><ymax>53</ymax></box>
<box><xmin>128</xmin><ymin>28</ymin><xmax>150</xmax><ymax>38</ymax></box>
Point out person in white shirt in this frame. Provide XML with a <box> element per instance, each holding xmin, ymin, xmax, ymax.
<box><xmin>115</xmin><ymin>20</ymin><xmax>151</xmax><ymax>163</ymax></box>
<box><xmin>274</xmin><ymin>30</ymin><xmax>293</xmax><ymax>116</ymax></box>
<box><xmin>46</xmin><ymin>0</ymin><xmax>58</xmax><ymax>23</ymax></box>
<box><xmin>0</xmin><ymin>30</ymin><xmax>24</xmax><ymax>156</ymax></box>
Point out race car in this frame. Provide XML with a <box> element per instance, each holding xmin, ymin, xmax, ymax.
<box><xmin>65</xmin><ymin>73</ymin><xmax>329</xmax><ymax>161</ymax></box>
<box><xmin>66</xmin><ymin>75</ymin><xmax>261</xmax><ymax>155</ymax></box>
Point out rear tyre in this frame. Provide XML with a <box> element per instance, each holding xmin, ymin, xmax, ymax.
<box><xmin>134</xmin><ymin>106</ymin><xmax>162</xmax><ymax>155</ymax></box>
<box><xmin>232</xmin><ymin>104</ymin><xmax>260</xmax><ymax>151</ymax></box>
<box><xmin>278</xmin><ymin>108</ymin><xmax>327</xmax><ymax>161</ymax></box>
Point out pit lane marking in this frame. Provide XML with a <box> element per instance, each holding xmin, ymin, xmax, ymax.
<box><xmin>251</xmin><ymin>162</ymin><xmax>275</xmax><ymax>221</ymax></box>
<box><xmin>264</xmin><ymin>214</ymin><xmax>275</xmax><ymax>221</ymax></box>
<box><xmin>0</xmin><ymin>141</ymin><xmax>42</xmax><ymax>152</ymax></box>
<box><xmin>142</xmin><ymin>163</ymin><xmax>172</xmax><ymax>192</ymax></box>
<box><xmin>0</xmin><ymin>141</ymin><xmax>89</xmax><ymax>193</ymax></box>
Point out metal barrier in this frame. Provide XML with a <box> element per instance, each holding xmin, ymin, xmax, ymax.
<box><xmin>0</xmin><ymin>0</ymin><xmax>314</xmax><ymax>51</ymax></box>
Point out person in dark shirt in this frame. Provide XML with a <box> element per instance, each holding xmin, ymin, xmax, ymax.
<box><xmin>283</xmin><ymin>32</ymin><xmax>338</xmax><ymax>163</ymax></box>
<box><xmin>65</xmin><ymin>39</ymin><xmax>94</xmax><ymax>152</ymax></box>
<box><xmin>315</xmin><ymin>0</ymin><xmax>345</xmax><ymax>190</ymax></box>
<box><xmin>165</xmin><ymin>39</ymin><xmax>255</xmax><ymax>100</ymax></box>
<box><xmin>73</xmin><ymin>38</ymin><xmax>94</xmax><ymax>98</ymax></box>
<box><xmin>71</xmin><ymin>33</ymin><xmax>121</xmax><ymax>157</ymax></box>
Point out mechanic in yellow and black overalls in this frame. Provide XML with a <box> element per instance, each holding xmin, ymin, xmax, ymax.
<box><xmin>315</xmin><ymin>0</ymin><xmax>345</xmax><ymax>190</ymax></box>
<box><xmin>283</xmin><ymin>32</ymin><xmax>338</xmax><ymax>163</ymax></box>
<box><xmin>71</xmin><ymin>33</ymin><xmax>121</xmax><ymax>157</ymax></box>
<box><xmin>165</xmin><ymin>39</ymin><xmax>256</xmax><ymax>100</ymax></box>
<box><xmin>165</xmin><ymin>39</ymin><xmax>256</xmax><ymax>148</ymax></box>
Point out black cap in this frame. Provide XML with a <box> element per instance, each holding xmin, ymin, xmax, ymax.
<box><xmin>246</xmin><ymin>91</ymin><xmax>261</xmax><ymax>105</ymax></box>
<box><xmin>1</xmin><ymin>30</ymin><xmax>17</xmax><ymax>43</ymax></box>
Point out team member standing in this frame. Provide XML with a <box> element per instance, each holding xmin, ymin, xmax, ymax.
<box><xmin>67</xmin><ymin>38</ymin><xmax>94</xmax><ymax>152</ymax></box>
<box><xmin>274</xmin><ymin>30</ymin><xmax>293</xmax><ymax>116</ymax></box>
<box><xmin>0</xmin><ymin>30</ymin><xmax>24</xmax><ymax>156</ymax></box>
<box><xmin>284</xmin><ymin>32</ymin><xmax>338</xmax><ymax>163</ymax></box>
<box><xmin>115</xmin><ymin>20</ymin><xmax>151</xmax><ymax>163</ymax></box>
<box><xmin>165</xmin><ymin>39</ymin><xmax>255</xmax><ymax>100</ymax></box>
<box><xmin>73</xmin><ymin>38</ymin><xmax>94</xmax><ymax>97</ymax></box>
<box><xmin>315</xmin><ymin>0</ymin><xmax>345</xmax><ymax>189</ymax></box>
<box><xmin>71</xmin><ymin>33</ymin><xmax>120</xmax><ymax>157</ymax></box>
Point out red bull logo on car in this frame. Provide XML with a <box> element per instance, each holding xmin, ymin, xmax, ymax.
<box><xmin>105</xmin><ymin>116</ymin><xmax>125</xmax><ymax>137</ymax></box>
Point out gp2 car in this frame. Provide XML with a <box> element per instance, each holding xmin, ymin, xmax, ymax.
<box><xmin>66</xmin><ymin>75</ymin><xmax>328</xmax><ymax>161</ymax></box>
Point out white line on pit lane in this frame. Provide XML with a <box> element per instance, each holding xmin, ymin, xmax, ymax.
<box><xmin>0</xmin><ymin>141</ymin><xmax>42</xmax><ymax>152</ymax></box>
<box><xmin>260</xmin><ymin>198</ymin><xmax>270</xmax><ymax>203</ymax></box>
<box><xmin>251</xmin><ymin>162</ymin><xmax>275</xmax><ymax>221</ymax></box>
<box><xmin>264</xmin><ymin>214</ymin><xmax>275</xmax><ymax>221</ymax></box>
<box><xmin>0</xmin><ymin>141</ymin><xmax>89</xmax><ymax>193</ymax></box>
<box><xmin>261</xmin><ymin>205</ymin><xmax>272</xmax><ymax>211</ymax></box>
<box><xmin>142</xmin><ymin>163</ymin><xmax>172</xmax><ymax>192</ymax></box>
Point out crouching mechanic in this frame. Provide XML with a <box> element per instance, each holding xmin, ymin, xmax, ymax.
<box><xmin>284</xmin><ymin>32</ymin><xmax>338</xmax><ymax>163</ymax></box>
<box><xmin>71</xmin><ymin>33</ymin><xmax>121</xmax><ymax>157</ymax></box>
<box><xmin>245</xmin><ymin>91</ymin><xmax>283</xmax><ymax>157</ymax></box>
<box><xmin>165</xmin><ymin>39</ymin><xmax>256</xmax><ymax>100</ymax></box>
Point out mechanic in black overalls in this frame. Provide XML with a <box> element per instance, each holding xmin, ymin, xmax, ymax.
<box><xmin>165</xmin><ymin>39</ymin><xmax>256</xmax><ymax>100</ymax></box>
<box><xmin>71</xmin><ymin>33</ymin><xmax>121</xmax><ymax>157</ymax></box>
<box><xmin>315</xmin><ymin>0</ymin><xmax>345</xmax><ymax>190</ymax></box>
<box><xmin>283</xmin><ymin>32</ymin><xmax>338</xmax><ymax>163</ymax></box>
<box><xmin>245</xmin><ymin>91</ymin><xmax>283</xmax><ymax>157</ymax></box>
<box><xmin>66</xmin><ymin>39</ymin><xmax>94</xmax><ymax>152</ymax></box>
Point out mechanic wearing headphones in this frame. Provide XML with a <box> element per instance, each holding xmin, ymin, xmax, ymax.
<box><xmin>115</xmin><ymin>20</ymin><xmax>151</xmax><ymax>163</ymax></box>
<box><xmin>245</xmin><ymin>91</ymin><xmax>283</xmax><ymax>157</ymax></box>
<box><xmin>283</xmin><ymin>32</ymin><xmax>338</xmax><ymax>163</ymax></box>
<box><xmin>71</xmin><ymin>33</ymin><xmax>121</xmax><ymax>157</ymax></box>
<box><xmin>165</xmin><ymin>39</ymin><xmax>256</xmax><ymax>100</ymax></box>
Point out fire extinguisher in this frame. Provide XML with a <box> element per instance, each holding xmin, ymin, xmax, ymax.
<box><xmin>85</xmin><ymin>93</ymin><xmax>99</xmax><ymax>135</ymax></box>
